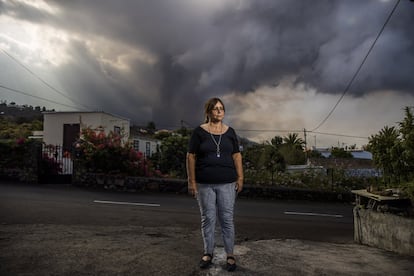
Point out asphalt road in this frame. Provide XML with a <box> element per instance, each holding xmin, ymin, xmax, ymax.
<box><xmin>2</xmin><ymin>181</ymin><xmax>414</xmax><ymax>276</ymax></box>
<box><xmin>0</xmin><ymin>181</ymin><xmax>354</xmax><ymax>243</ymax></box>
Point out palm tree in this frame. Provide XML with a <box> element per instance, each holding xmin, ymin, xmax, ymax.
<box><xmin>368</xmin><ymin>126</ymin><xmax>400</xmax><ymax>185</ymax></box>
<box><xmin>283</xmin><ymin>133</ymin><xmax>305</xmax><ymax>150</ymax></box>
<box><xmin>280</xmin><ymin>133</ymin><xmax>306</xmax><ymax>165</ymax></box>
<box><xmin>270</xmin><ymin>135</ymin><xmax>283</xmax><ymax>148</ymax></box>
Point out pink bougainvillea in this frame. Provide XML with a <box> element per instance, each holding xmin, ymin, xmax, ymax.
<box><xmin>76</xmin><ymin>127</ymin><xmax>154</xmax><ymax>176</ymax></box>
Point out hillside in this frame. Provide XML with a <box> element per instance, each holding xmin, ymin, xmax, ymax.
<box><xmin>0</xmin><ymin>101</ymin><xmax>54</xmax><ymax>123</ymax></box>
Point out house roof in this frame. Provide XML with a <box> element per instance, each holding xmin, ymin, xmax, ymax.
<box><xmin>312</xmin><ymin>147</ymin><xmax>372</xmax><ymax>160</ymax></box>
<box><xmin>350</xmin><ymin>151</ymin><xmax>372</xmax><ymax>159</ymax></box>
<box><xmin>309</xmin><ymin>158</ymin><xmax>375</xmax><ymax>169</ymax></box>
<box><xmin>130</xmin><ymin>135</ymin><xmax>161</xmax><ymax>143</ymax></box>
<box><xmin>42</xmin><ymin>111</ymin><xmax>130</xmax><ymax>121</ymax></box>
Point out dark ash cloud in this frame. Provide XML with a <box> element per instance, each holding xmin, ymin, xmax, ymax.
<box><xmin>1</xmin><ymin>0</ymin><xmax>413</xmax><ymax>128</ymax></box>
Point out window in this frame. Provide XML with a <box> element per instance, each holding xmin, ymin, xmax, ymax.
<box><xmin>133</xmin><ymin>140</ymin><xmax>140</xmax><ymax>151</ymax></box>
<box><xmin>146</xmin><ymin>142</ymin><xmax>151</xmax><ymax>157</ymax></box>
<box><xmin>114</xmin><ymin>126</ymin><xmax>121</xmax><ymax>135</ymax></box>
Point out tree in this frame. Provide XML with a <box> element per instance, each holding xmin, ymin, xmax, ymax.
<box><xmin>0</xmin><ymin>118</ymin><xmax>42</xmax><ymax>140</ymax></box>
<box><xmin>243</xmin><ymin>143</ymin><xmax>286</xmax><ymax>185</ymax></box>
<box><xmin>243</xmin><ymin>144</ymin><xmax>267</xmax><ymax>172</ymax></box>
<box><xmin>159</xmin><ymin>134</ymin><xmax>189</xmax><ymax>178</ymax></box>
<box><xmin>279</xmin><ymin>145</ymin><xmax>306</xmax><ymax>165</ymax></box>
<box><xmin>264</xmin><ymin>145</ymin><xmax>286</xmax><ymax>184</ymax></box>
<box><xmin>283</xmin><ymin>133</ymin><xmax>305</xmax><ymax>150</ymax></box>
<box><xmin>307</xmin><ymin>149</ymin><xmax>323</xmax><ymax>158</ymax></box>
<box><xmin>153</xmin><ymin>131</ymin><xmax>172</xmax><ymax>140</ymax></box>
<box><xmin>368</xmin><ymin>126</ymin><xmax>400</xmax><ymax>185</ymax></box>
<box><xmin>271</xmin><ymin>135</ymin><xmax>283</xmax><ymax>148</ymax></box>
<box><xmin>368</xmin><ymin>107</ymin><xmax>414</xmax><ymax>186</ymax></box>
<box><xmin>176</xmin><ymin>127</ymin><xmax>191</xmax><ymax>137</ymax></box>
<box><xmin>330</xmin><ymin>147</ymin><xmax>353</xmax><ymax>158</ymax></box>
<box><xmin>279</xmin><ymin>133</ymin><xmax>306</xmax><ymax>165</ymax></box>
<box><xmin>398</xmin><ymin>107</ymin><xmax>414</xmax><ymax>180</ymax></box>
<box><xmin>146</xmin><ymin>121</ymin><xmax>156</xmax><ymax>134</ymax></box>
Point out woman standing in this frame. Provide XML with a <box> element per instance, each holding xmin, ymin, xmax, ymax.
<box><xmin>186</xmin><ymin>97</ymin><xmax>243</xmax><ymax>272</ymax></box>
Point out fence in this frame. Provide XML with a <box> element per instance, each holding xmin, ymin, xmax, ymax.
<box><xmin>39</xmin><ymin>144</ymin><xmax>73</xmax><ymax>183</ymax></box>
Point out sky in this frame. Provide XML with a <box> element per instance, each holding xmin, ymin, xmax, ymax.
<box><xmin>0</xmin><ymin>0</ymin><xmax>413</xmax><ymax>148</ymax></box>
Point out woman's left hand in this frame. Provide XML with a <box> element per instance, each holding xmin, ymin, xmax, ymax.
<box><xmin>236</xmin><ymin>178</ymin><xmax>243</xmax><ymax>193</ymax></box>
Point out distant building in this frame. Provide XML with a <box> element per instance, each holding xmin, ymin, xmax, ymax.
<box><xmin>129</xmin><ymin>135</ymin><xmax>161</xmax><ymax>158</ymax></box>
<box><xmin>349</xmin><ymin>151</ymin><xmax>372</xmax><ymax>160</ymax></box>
<box><xmin>28</xmin><ymin>130</ymin><xmax>44</xmax><ymax>140</ymax></box>
<box><xmin>308</xmin><ymin>147</ymin><xmax>380</xmax><ymax>177</ymax></box>
<box><xmin>311</xmin><ymin>147</ymin><xmax>372</xmax><ymax>160</ymax></box>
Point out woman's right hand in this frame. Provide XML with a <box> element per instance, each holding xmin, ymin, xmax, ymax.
<box><xmin>186</xmin><ymin>153</ymin><xmax>198</xmax><ymax>198</ymax></box>
<box><xmin>189</xmin><ymin>181</ymin><xmax>198</xmax><ymax>198</ymax></box>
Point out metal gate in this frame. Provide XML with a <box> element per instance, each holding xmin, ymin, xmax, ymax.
<box><xmin>38</xmin><ymin>144</ymin><xmax>73</xmax><ymax>184</ymax></box>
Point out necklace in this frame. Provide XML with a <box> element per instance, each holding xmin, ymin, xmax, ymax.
<box><xmin>208</xmin><ymin>123</ymin><xmax>222</xmax><ymax>158</ymax></box>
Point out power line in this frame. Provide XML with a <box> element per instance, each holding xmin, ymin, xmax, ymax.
<box><xmin>311</xmin><ymin>0</ymin><xmax>401</xmax><ymax>132</ymax></box>
<box><xmin>236</xmin><ymin>128</ymin><xmax>303</xmax><ymax>133</ymax></box>
<box><xmin>309</xmin><ymin>130</ymin><xmax>368</xmax><ymax>140</ymax></box>
<box><xmin>0</xmin><ymin>83</ymin><xmax>81</xmax><ymax>110</ymax></box>
<box><xmin>176</xmin><ymin>119</ymin><xmax>369</xmax><ymax>140</ymax></box>
<box><xmin>232</xmin><ymin>127</ymin><xmax>369</xmax><ymax>140</ymax></box>
<box><xmin>0</xmin><ymin>47</ymin><xmax>91</xmax><ymax>111</ymax></box>
<box><xmin>134</xmin><ymin>122</ymin><xmax>370</xmax><ymax>142</ymax></box>
<box><xmin>238</xmin><ymin>128</ymin><xmax>368</xmax><ymax>140</ymax></box>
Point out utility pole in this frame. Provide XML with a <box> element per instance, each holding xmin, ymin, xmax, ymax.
<box><xmin>303</xmin><ymin>128</ymin><xmax>308</xmax><ymax>160</ymax></box>
<box><xmin>303</xmin><ymin>128</ymin><xmax>307</xmax><ymax>150</ymax></box>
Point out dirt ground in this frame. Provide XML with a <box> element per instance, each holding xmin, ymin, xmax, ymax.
<box><xmin>1</xmin><ymin>223</ymin><xmax>414</xmax><ymax>276</ymax></box>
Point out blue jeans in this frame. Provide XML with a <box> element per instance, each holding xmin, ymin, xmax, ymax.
<box><xmin>197</xmin><ymin>182</ymin><xmax>237</xmax><ymax>255</ymax></box>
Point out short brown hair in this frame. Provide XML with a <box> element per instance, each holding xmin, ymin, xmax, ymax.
<box><xmin>204</xmin><ymin>97</ymin><xmax>225</xmax><ymax>123</ymax></box>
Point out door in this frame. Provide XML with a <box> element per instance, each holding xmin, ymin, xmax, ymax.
<box><xmin>63</xmin><ymin>124</ymin><xmax>80</xmax><ymax>151</ymax></box>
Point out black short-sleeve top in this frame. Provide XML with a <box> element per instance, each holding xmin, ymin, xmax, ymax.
<box><xmin>188</xmin><ymin>126</ymin><xmax>240</xmax><ymax>184</ymax></box>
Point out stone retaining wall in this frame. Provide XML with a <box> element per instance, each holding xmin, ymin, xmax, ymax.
<box><xmin>72</xmin><ymin>173</ymin><xmax>353</xmax><ymax>202</ymax></box>
<box><xmin>354</xmin><ymin>207</ymin><xmax>414</xmax><ymax>256</ymax></box>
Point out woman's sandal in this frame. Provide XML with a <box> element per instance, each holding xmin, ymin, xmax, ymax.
<box><xmin>199</xmin><ymin>253</ymin><xmax>213</xmax><ymax>269</ymax></box>
<box><xmin>226</xmin><ymin>256</ymin><xmax>237</xmax><ymax>272</ymax></box>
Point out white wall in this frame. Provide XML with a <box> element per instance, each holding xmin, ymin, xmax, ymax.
<box><xmin>131</xmin><ymin>137</ymin><xmax>160</xmax><ymax>157</ymax></box>
<box><xmin>43</xmin><ymin>112</ymin><xmax>130</xmax><ymax>145</ymax></box>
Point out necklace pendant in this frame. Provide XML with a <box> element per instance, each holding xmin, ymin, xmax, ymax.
<box><xmin>217</xmin><ymin>153</ymin><xmax>220</xmax><ymax>158</ymax></box>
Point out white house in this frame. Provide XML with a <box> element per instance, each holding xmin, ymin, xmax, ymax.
<box><xmin>43</xmin><ymin>111</ymin><xmax>130</xmax><ymax>150</ymax></box>
<box><xmin>130</xmin><ymin>135</ymin><xmax>161</xmax><ymax>158</ymax></box>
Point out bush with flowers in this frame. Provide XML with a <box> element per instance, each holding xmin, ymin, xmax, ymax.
<box><xmin>74</xmin><ymin>127</ymin><xmax>153</xmax><ymax>177</ymax></box>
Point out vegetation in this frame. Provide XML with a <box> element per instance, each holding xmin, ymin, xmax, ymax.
<box><xmin>0</xmin><ymin>138</ymin><xmax>41</xmax><ymax>182</ymax></box>
<box><xmin>330</xmin><ymin>147</ymin><xmax>353</xmax><ymax>158</ymax></box>
<box><xmin>3</xmin><ymin>100</ymin><xmax>413</xmax><ymax>202</ymax></box>
<box><xmin>0</xmin><ymin>101</ymin><xmax>44</xmax><ymax>140</ymax></box>
<box><xmin>74</xmin><ymin>127</ymin><xmax>155</xmax><ymax>176</ymax></box>
<box><xmin>368</xmin><ymin>107</ymin><xmax>414</xmax><ymax>201</ymax></box>
<box><xmin>0</xmin><ymin>117</ymin><xmax>42</xmax><ymax>140</ymax></box>
<box><xmin>148</xmin><ymin>128</ymin><xmax>191</xmax><ymax>178</ymax></box>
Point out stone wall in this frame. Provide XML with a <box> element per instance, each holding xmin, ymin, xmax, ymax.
<box><xmin>354</xmin><ymin>207</ymin><xmax>414</xmax><ymax>256</ymax></box>
<box><xmin>73</xmin><ymin>174</ymin><xmax>354</xmax><ymax>202</ymax></box>
<box><xmin>73</xmin><ymin>173</ymin><xmax>189</xmax><ymax>193</ymax></box>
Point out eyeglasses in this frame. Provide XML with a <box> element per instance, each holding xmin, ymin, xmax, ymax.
<box><xmin>212</xmin><ymin>107</ymin><xmax>225</xmax><ymax>112</ymax></box>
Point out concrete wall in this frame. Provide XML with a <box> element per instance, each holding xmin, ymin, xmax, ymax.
<box><xmin>354</xmin><ymin>207</ymin><xmax>414</xmax><ymax>256</ymax></box>
<box><xmin>43</xmin><ymin>112</ymin><xmax>130</xmax><ymax>145</ymax></box>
